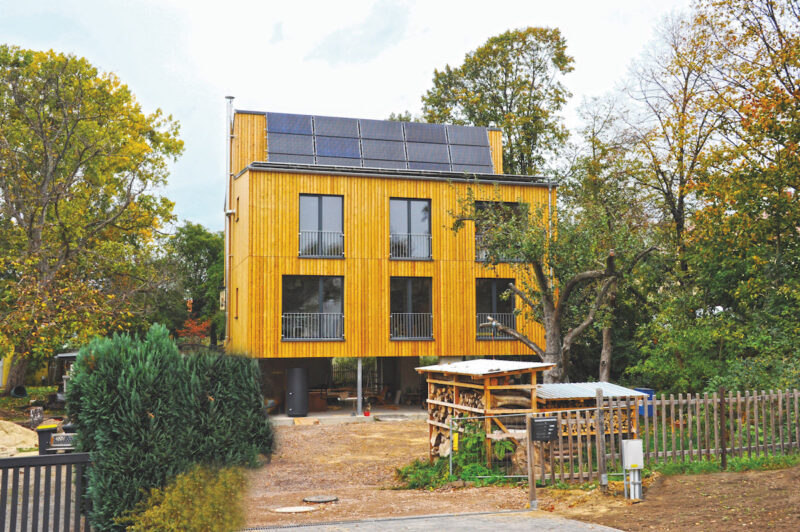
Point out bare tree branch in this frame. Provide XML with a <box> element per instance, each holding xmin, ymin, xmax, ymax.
<box><xmin>479</xmin><ymin>316</ymin><xmax>545</xmax><ymax>359</ymax></box>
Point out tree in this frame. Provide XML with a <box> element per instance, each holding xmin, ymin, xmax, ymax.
<box><xmin>422</xmin><ymin>27</ymin><xmax>574</xmax><ymax>175</ymax></box>
<box><xmin>171</xmin><ymin>222</ymin><xmax>224</xmax><ymax>345</ymax></box>
<box><xmin>453</xmin><ymin>194</ymin><xmax>654</xmax><ymax>383</ymax></box>
<box><xmin>0</xmin><ymin>46</ymin><xmax>182</xmax><ymax>392</ymax></box>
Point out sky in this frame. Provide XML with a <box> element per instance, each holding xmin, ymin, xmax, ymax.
<box><xmin>0</xmin><ymin>0</ymin><xmax>689</xmax><ymax>231</ymax></box>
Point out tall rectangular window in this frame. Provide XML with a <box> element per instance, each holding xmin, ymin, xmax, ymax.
<box><xmin>474</xmin><ymin>201</ymin><xmax>527</xmax><ymax>261</ymax></box>
<box><xmin>282</xmin><ymin>275</ymin><xmax>344</xmax><ymax>340</ymax></box>
<box><xmin>390</xmin><ymin>277</ymin><xmax>433</xmax><ymax>339</ymax></box>
<box><xmin>389</xmin><ymin>198</ymin><xmax>431</xmax><ymax>259</ymax></box>
<box><xmin>476</xmin><ymin>278</ymin><xmax>515</xmax><ymax>339</ymax></box>
<box><xmin>299</xmin><ymin>194</ymin><xmax>344</xmax><ymax>257</ymax></box>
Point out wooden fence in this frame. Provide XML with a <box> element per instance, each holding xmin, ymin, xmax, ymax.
<box><xmin>453</xmin><ymin>388</ymin><xmax>800</xmax><ymax>485</ymax></box>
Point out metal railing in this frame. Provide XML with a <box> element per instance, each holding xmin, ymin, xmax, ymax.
<box><xmin>389</xmin><ymin>233</ymin><xmax>432</xmax><ymax>259</ymax></box>
<box><xmin>476</xmin><ymin>312</ymin><xmax>516</xmax><ymax>339</ymax></box>
<box><xmin>0</xmin><ymin>452</ymin><xmax>91</xmax><ymax>531</ymax></box>
<box><xmin>299</xmin><ymin>230</ymin><xmax>344</xmax><ymax>257</ymax></box>
<box><xmin>282</xmin><ymin>313</ymin><xmax>344</xmax><ymax>340</ymax></box>
<box><xmin>390</xmin><ymin>313</ymin><xmax>433</xmax><ymax>340</ymax></box>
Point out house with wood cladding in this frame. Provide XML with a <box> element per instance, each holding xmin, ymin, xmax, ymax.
<box><xmin>223</xmin><ymin>97</ymin><xmax>556</xmax><ymax>411</ymax></box>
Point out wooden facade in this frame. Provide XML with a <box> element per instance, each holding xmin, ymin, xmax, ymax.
<box><xmin>225</xmin><ymin>111</ymin><xmax>556</xmax><ymax>359</ymax></box>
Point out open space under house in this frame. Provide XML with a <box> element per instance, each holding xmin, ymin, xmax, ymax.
<box><xmin>222</xmin><ymin>98</ymin><xmax>558</xmax><ymax>413</ymax></box>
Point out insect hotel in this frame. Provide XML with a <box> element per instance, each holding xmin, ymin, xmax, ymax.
<box><xmin>416</xmin><ymin>359</ymin><xmax>555</xmax><ymax>459</ymax></box>
<box><xmin>417</xmin><ymin>359</ymin><xmax>648</xmax><ymax>460</ymax></box>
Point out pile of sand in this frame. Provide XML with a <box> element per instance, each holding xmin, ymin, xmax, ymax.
<box><xmin>0</xmin><ymin>419</ymin><xmax>38</xmax><ymax>457</ymax></box>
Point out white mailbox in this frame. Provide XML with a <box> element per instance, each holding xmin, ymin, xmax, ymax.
<box><xmin>622</xmin><ymin>439</ymin><xmax>644</xmax><ymax>470</ymax></box>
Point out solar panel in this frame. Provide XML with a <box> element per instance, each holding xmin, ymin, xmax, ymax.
<box><xmin>361</xmin><ymin>139</ymin><xmax>406</xmax><ymax>161</ymax></box>
<box><xmin>406</xmin><ymin>142</ymin><xmax>450</xmax><ymax>164</ymax></box>
<box><xmin>316</xmin><ymin>156</ymin><xmax>362</xmax><ymax>167</ymax></box>
<box><xmin>363</xmin><ymin>159</ymin><xmax>408</xmax><ymax>170</ymax></box>
<box><xmin>447</xmin><ymin>125</ymin><xmax>489</xmax><ymax>146</ymax></box>
<box><xmin>268</xmin><ymin>133</ymin><xmax>315</xmax><ymax>155</ymax></box>
<box><xmin>404</xmin><ymin>122</ymin><xmax>447</xmax><ymax>144</ymax></box>
<box><xmin>266</xmin><ymin>113</ymin><xmax>312</xmax><ymax>135</ymax></box>
<box><xmin>268</xmin><ymin>153</ymin><xmax>315</xmax><ymax>164</ymax></box>
<box><xmin>409</xmin><ymin>161</ymin><xmax>451</xmax><ymax>171</ymax></box>
<box><xmin>452</xmin><ymin>164</ymin><xmax>494</xmax><ymax>174</ymax></box>
<box><xmin>314</xmin><ymin>116</ymin><xmax>359</xmax><ymax>137</ymax></box>
<box><xmin>360</xmin><ymin>119</ymin><xmax>404</xmax><ymax>141</ymax></box>
<box><xmin>449</xmin><ymin>145</ymin><xmax>493</xmax><ymax>166</ymax></box>
<box><xmin>315</xmin><ymin>136</ymin><xmax>361</xmax><ymax>158</ymax></box>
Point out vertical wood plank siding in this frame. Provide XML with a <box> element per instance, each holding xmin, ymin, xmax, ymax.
<box><xmin>227</xmin><ymin>113</ymin><xmax>550</xmax><ymax>358</ymax></box>
<box><xmin>488</xmin><ymin>129</ymin><xmax>503</xmax><ymax>174</ymax></box>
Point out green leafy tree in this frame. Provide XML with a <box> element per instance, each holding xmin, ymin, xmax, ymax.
<box><xmin>0</xmin><ymin>45</ymin><xmax>183</xmax><ymax>392</ymax></box>
<box><xmin>422</xmin><ymin>27</ymin><xmax>574</xmax><ymax>175</ymax></box>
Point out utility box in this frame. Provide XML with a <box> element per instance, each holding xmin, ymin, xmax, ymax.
<box><xmin>622</xmin><ymin>439</ymin><xmax>644</xmax><ymax>470</ymax></box>
<box><xmin>531</xmin><ymin>417</ymin><xmax>559</xmax><ymax>442</ymax></box>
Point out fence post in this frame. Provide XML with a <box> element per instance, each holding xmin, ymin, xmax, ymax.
<box><xmin>719</xmin><ymin>387</ymin><xmax>727</xmax><ymax>470</ymax></box>
<box><xmin>595</xmin><ymin>388</ymin><xmax>607</xmax><ymax>490</ymax></box>
<box><xmin>526</xmin><ymin>414</ymin><xmax>537</xmax><ymax>510</ymax></box>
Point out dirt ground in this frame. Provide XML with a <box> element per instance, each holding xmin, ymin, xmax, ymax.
<box><xmin>245</xmin><ymin>420</ymin><xmax>800</xmax><ymax>530</ymax></box>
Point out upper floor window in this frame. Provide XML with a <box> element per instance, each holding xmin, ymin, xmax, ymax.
<box><xmin>474</xmin><ymin>201</ymin><xmax>527</xmax><ymax>262</ymax></box>
<box><xmin>282</xmin><ymin>275</ymin><xmax>344</xmax><ymax>340</ymax></box>
<box><xmin>390</xmin><ymin>198</ymin><xmax>431</xmax><ymax>259</ymax></box>
<box><xmin>476</xmin><ymin>278</ymin><xmax>515</xmax><ymax>339</ymax></box>
<box><xmin>299</xmin><ymin>194</ymin><xmax>343</xmax><ymax>258</ymax></box>
<box><xmin>390</xmin><ymin>277</ymin><xmax>433</xmax><ymax>340</ymax></box>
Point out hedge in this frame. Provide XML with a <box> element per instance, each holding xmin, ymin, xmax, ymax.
<box><xmin>67</xmin><ymin>324</ymin><xmax>273</xmax><ymax>531</ymax></box>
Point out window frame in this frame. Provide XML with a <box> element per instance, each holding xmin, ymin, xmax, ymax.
<box><xmin>389</xmin><ymin>197</ymin><xmax>432</xmax><ymax>260</ymax></box>
<box><xmin>298</xmin><ymin>193</ymin><xmax>344</xmax><ymax>259</ymax></box>
<box><xmin>281</xmin><ymin>275</ymin><xmax>345</xmax><ymax>341</ymax></box>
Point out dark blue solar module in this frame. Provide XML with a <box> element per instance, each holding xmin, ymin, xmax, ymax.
<box><xmin>409</xmin><ymin>161</ymin><xmax>451</xmax><ymax>171</ymax></box>
<box><xmin>450</xmin><ymin>145</ymin><xmax>493</xmax><ymax>166</ymax></box>
<box><xmin>359</xmin><ymin>119</ymin><xmax>404</xmax><ymax>141</ymax></box>
<box><xmin>452</xmin><ymin>164</ymin><xmax>494</xmax><ymax>174</ymax></box>
<box><xmin>267</xmin><ymin>113</ymin><xmax>313</xmax><ymax>135</ymax></box>
<box><xmin>269</xmin><ymin>153</ymin><xmax>315</xmax><ymax>164</ymax></box>
<box><xmin>361</xmin><ymin>139</ymin><xmax>406</xmax><ymax>161</ymax></box>
<box><xmin>317</xmin><ymin>156</ymin><xmax>362</xmax><ymax>167</ymax></box>
<box><xmin>363</xmin><ymin>159</ymin><xmax>407</xmax><ymax>169</ymax></box>
<box><xmin>314</xmin><ymin>116</ymin><xmax>359</xmax><ymax>137</ymax></box>
<box><xmin>315</xmin><ymin>136</ymin><xmax>361</xmax><ymax>158</ymax></box>
<box><xmin>447</xmin><ymin>125</ymin><xmax>490</xmax><ymax>146</ymax></box>
<box><xmin>404</xmin><ymin>122</ymin><xmax>447</xmax><ymax>144</ymax></box>
<box><xmin>268</xmin><ymin>133</ymin><xmax>315</xmax><ymax>155</ymax></box>
<box><xmin>406</xmin><ymin>142</ymin><xmax>450</xmax><ymax>164</ymax></box>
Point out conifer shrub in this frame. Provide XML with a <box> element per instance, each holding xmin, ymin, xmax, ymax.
<box><xmin>67</xmin><ymin>324</ymin><xmax>273</xmax><ymax>530</ymax></box>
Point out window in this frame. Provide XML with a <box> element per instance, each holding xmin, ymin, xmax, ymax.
<box><xmin>235</xmin><ymin>287</ymin><xmax>239</xmax><ymax>319</ymax></box>
<box><xmin>282</xmin><ymin>275</ymin><xmax>344</xmax><ymax>340</ymax></box>
<box><xmin>390</xmin><ymin>198</ymin><xmax>431</xmax><ymax>259</ymax></box>
<box><xmin>299</xmin><ymin>194</ymin><xmax>344</xmax><ymax>257</ymax></box>
<box><xmin>474</xmin><ymin>201</ymin><xmax>528</xmax><ymax>261</ymax></box>
<box><xmin>235</xmin><ymin>197</ymin><xmax>240</xmax><ymax>222</ymax></box>
<box><xmin>476</xmin><ymin>278</ymin><xmax>515</xmax><ymax>339</ymax></box>
<box><xmin>390</xmin><ymin>277</ymin><xmax>432</xmax><ymax>339</ymax></box>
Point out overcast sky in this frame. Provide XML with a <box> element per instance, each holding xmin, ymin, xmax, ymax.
<box><xmin>0</xmin><ymin>0</ymin><xmax>688</xmax><ymax>231</ymax></box>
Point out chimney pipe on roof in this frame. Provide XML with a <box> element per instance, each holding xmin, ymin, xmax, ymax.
<box><xmin>224</xmin><ymin>96</ymin><xmax>234</xmax><ymax>343</ymax></box>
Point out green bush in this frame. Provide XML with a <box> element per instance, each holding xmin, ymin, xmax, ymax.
<box><xmin>121</xmin><ymin>465</ymin><xmax>245</xmax><ymax>532</ymax></box>
<box><xmin>67</xmin><ymin>324</ymin><xmax>273</xmax><ymax>531</ymax></box>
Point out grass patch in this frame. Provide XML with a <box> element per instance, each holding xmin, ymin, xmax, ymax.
<box><xmin>653</xmin><ymin>453</ymin><xmax>800</xmax><ymax>476</ymax></box>
<box><xmin>394</xmin><ymin>458</ymin><xmax>514</xmax><ymax>489</ymax></box>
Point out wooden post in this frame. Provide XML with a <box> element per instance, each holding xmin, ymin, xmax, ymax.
<box><xmin>670</xmin><ymin>394</ymin><xmax>677</xmax><ymax>463</ymax></box>
<box><xmin>754</xmin><ymin>390</ymin><xmax>761</xmax><ymax>457</ymax></box>
<box><xmin>661</xmin><ymin>394</ymin><xmax>667</xmax><ymax>461</ymax></box>
<box><xmin>644</xmin><ymin>394</ymin><xmax>650</xmax><ymax>466</ymax></box>
<box><xmin>778</xmin><ymin>390</ymin><xmax>785</xmax><ymax>455</ymax></box>
<box><xmin>713</xmin><ymin>391</ymin><xmax>719</xmax><ymax>458</ymax></box>
<box><xmin>687</xmin><ymin>393</ymin><xmax>694</xmax><ymax>461</ymax></box>
<box><xmin>719</xmin><ymin>387</ymin><xmax>727</xmax><ymax>470</ymax></box>
<box><xmin>526</xmin><ymin>415</ymin><xmax>536</xmax><ymax>510</ymax></box>
<box><xmin>595</xmin><ymin>389</ymin><xmax>607</xmax><ymax>490</ymax></box>
<box><xmin>736</xmin><ymin>390</ymin><xmax>743</xmax><ymax>457</ymax></box>
<box><xmin>745</xmin><ymin>390</ymin><xmax>752</xmax><ymax>459</ymax></box>
<box><xmin>794</xmin><ymin>389</ymin><xmax>799</xmax><ymax>451</ymax></box>
<box><xmin>703</xmin><ymin>392</ymin><xmax>711</xmax><ymax>460</ymax></box>
<box><xmin>769</xmin><ymin>389</ymin><xmax>776</xmax><ymax>455</ymax></box>
<box><xmin>678</xmin><ymin>393</ymin><xmax>685</xmax><ymax>461</ymax></box>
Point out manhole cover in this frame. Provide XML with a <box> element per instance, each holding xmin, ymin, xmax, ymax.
<box><xmin>303</xmin><ymin>495</ymin><xmax>339</xmax><ymax>504</ymax></box>
<box><xmin>272</xmin><ymin>506</ymin><xmax>317</xmax><ymax>513</ymax></box>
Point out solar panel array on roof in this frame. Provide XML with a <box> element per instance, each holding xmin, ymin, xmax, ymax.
<box><xmin>264</xmin><ymin>112</ymin><xmax>497</xmax><ymax>174</ymax></box>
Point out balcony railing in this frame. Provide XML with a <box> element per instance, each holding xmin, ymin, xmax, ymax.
<box><xmin>282</xmin><ymin>313</ymin><xmax>344</xmax><ymax>340</ymax></box>
<box><xmin>389</xmin><ymin>233</ymin><xmax>432</xmax><ymax>259</ymax></box>
<box><xmin>476</xmin><ymin>312</ymin><xmax>516</xmax><ymax>339</ymax></box>
<box><xmin>390</xmin><ymin>313</ymin><xmax>433</xmax><ymax>340</ymax></box>
<box><xmin>299</xmin><ymin>231</ymin><xmax>344</xmax><ymax>258</ymax></box>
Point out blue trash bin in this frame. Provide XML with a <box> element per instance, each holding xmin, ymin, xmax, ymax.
<box><xmin>634</xmin><ymin>387</ymin><xmax>655</xmax><ymax>417</ymax></box>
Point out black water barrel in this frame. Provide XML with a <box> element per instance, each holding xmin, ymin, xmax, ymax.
<box><xmin>286</xmin><ymin>368</ymin><xmax>308</xmax><ymax>417</ymax></box>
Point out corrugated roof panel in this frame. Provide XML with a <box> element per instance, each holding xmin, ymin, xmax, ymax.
<box><xmin>536</xmin><ymin>382</ymin><xmax>648</xmax><ymax>400</ymax></box>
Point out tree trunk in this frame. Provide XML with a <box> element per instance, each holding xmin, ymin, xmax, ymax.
<box><xmin>542</xmin><ymin>316</ymin><xmax>565</xmax><ymax>383</ymax></box>
<box><xmin>3</xmin><ymin>353</ymin><xmax>30</xmax><ymax>395</ymax></box>
<box><xmin>599</xmin><ymin>326</ymin><xmax>612</xmax><ymax>382</ymax></box>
